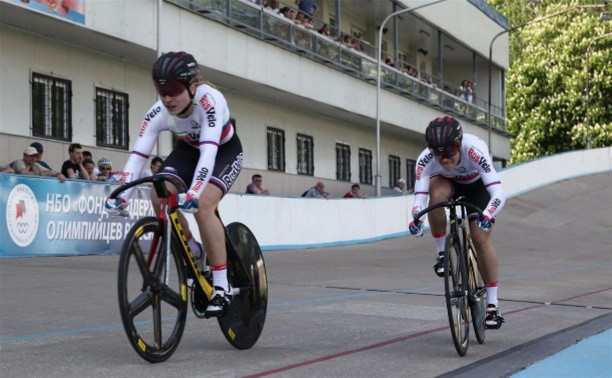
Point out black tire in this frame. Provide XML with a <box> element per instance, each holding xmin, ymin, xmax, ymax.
<box><xmin>467</xmin><ymin>242</ymin><xmax>486</xmax><ymax>344</ymax></box>
<box><xmin>117</xmin><ymin>217</ymin><xmax>188</xmax><ymax>363</ymax></box>
<box><xmin>217</xmin><ymin>222</ymin><xmax>268</xmax><ymax>349</ymax></box>
<box><xmin>444</xmin><ymin>233</ymin><xmax>469</xmax><ymax>357</ymax></box>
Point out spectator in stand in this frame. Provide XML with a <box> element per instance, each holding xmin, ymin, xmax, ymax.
<box><xmin>343</xmin><ymin>184</ymin><xmax>368</xmax><ymax>198</ymax></box>
<box><xmin>29</xmin><ymin>142</ymin><xmax>52</xmax><ymax>170</ymax></box>
<box><xmin>265</xmin><ymin>0</ymin><xmax>280</xmax><ymax>13</ymax></box>
<box><xmin>82</xmin><ymin>150</ymin><xmax>101</xmax><ymax>176</ymax></box>
<box><xmin>143</xmin><ymin>156</ymin><xmax>163</xmax><ymax>177</ymax></box>
<box><xmin>384</xmin><ymin>56</ymin><xmax>395</xmax><ymax>67</ymax></box>
<box><xmin>303</xmin><ymin>15</ymin><xmax>315</xmax><ymax>29</ymax></box>
<box><xmin>289</xmin><ymin>10</ymin><xmax>297</xmax><ymax>22</ymax></box>
<box><xmin>303</xmin><ymin>181</ymin><xmax>331</xmax><ymax>198</ymax></box>
<box><xmin>318</xmin><ymin>23</ymin><xmax>330</xmax><ymax>36</ymax></box>
<box><xmin>459</xmin><ymin>79</ymin><xmax>469</xmax><ymax>101</ymax></box>
<box><xmin>83</xmin><ymin>159</ymin><xmax>104</xmax><ymax>181</ymax></box>
<box><xmin>0</xmin><ymin>163</ymin><xmax>15</xmax><ymax>173</ymax></box>
<box><xmin>354</xmin><ymin>33</ymin><xmax>366</xmax><ymax>53</ymax></box>
<box><xmin>62</xmin><ymin>143</ymin><xmax>90</xmax><ymax>180</ymax></box>
<box><xmin>467</xmin><ymin>81</ymin><xmax>476</xmax><ymax>103</ymax></box>
<box><xmin>279</xmin><ymin>6</ymin><xmax>291</xmax><ymax>18</ymax></box>
<box><xmin>393</xmin><ymin>178</ymin><xmax>408</xmax><ymax>194</ymax></box>
<box><xmin>295</xmin><ymin>0</ymin><xmax>317</xmax><ymax>16</ymax></box>
<box><xmin>97</xmin><ymin>157</ymin><xmax>113</xmax><ymax>181</ymax></box>
<box><xmin>294</xmin><ymin>11</ymin><xmax>307</xmax><ymax>26</ymax></box>
<box><xmin>246</xmin><ymin>174</ymin><xmax>270</xmax><ymax>195</ymax></box>
<box><xmin>14</xmin><ymin>146</ymin><xmax>66</xmax><ymax>182</ymax></box>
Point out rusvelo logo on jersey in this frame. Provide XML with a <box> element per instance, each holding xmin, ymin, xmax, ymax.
<box><xmin>6</xmin><ymin>184</ymin><xmax>39</xmax><ymax>247</ymax></box>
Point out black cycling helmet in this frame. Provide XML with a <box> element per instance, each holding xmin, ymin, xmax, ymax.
<box><xmin>152</xmin><ymin>51</ymin><xmax>199</xmax><ymax>86</ymax></box>
<box><xmin>425</xmin><ymin>116</ymin><xmax>463</xmax><ymax>148</ymax></box>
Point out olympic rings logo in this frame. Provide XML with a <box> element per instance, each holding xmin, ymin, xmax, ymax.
<box><xmin>16</xmin><ymin>222</ymin><xmax>29</xmax><ymax>233</ymax></box>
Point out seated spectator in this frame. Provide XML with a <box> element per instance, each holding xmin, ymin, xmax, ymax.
<box><xmin>295</xmin><ymin>0</ymin><xmax>317</xmax><ymax>16</ymax></box>
<box><xmin>318</xmin><ymin>23</ymin><xmax>330</xmax><ymax>36</ymax></box>
<box><xmin>29</xmin><ymin>142</ymin><xmax>52</xmax><ymax>170</ymax></box>
<box><xmin>0</xmin><ymin>164</ymin><xmax>15</xmax><ymax>173</ymax></box>
<box><xmin>97</xmin><ymin>157</ymin><xmax>113</xmax><ymax>181</ymax></box>
<box><xmin>14</xmin><ymin>146</ymin><xmax>65</xmax><ymax>182</ymax></box>
<box><xmin>343</xmin><ymin>184</ymin><xmax>368</xmax><ymax>198</ymax></box>
<box><xmin>82</xmin><ymin>159</ymin><xmax>104</xmax><ymax>181</ymax></box>
<box><xmin>62</xmin><ymin>143</ymin><xmax>90</xmax><ymax>180</ymax></box>
<box><xmin>303</xmin><ymin>181</ymin><xmax>331</xmax><ymax>198</ymax></box>
<box><xmin>279</xmin><ymin>6</ymin><xmax>291</xmax><ymax>18</ymax></box>
<box><xmin>83</xmin><ymin>150</ymin><xmax>101</xmax><ymax>176</ymax></box>
<box><xmin>143</xmin><ymin>156</ymin><xmax>163</xmax><ymax>177</ymax></box>
<box><xmin>393</xmin><ymin>178</ymin><xmax>407</xmax><ymax>194</ymax></box>
<box><xmin>246</xmin><ymin>174</ymin><xmax>270</xmax><ymax>195</ymax></box>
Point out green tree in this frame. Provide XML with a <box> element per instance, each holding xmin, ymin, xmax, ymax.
<box><xmin>487</xmin><ymin>0</ymin><xmax>611</xmax><ymax>163</ymax></box>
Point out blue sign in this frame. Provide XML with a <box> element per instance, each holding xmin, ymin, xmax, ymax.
<box><xmin>0</xmin><ymin>175</ymin><xmax>154</xmax><ymax>258</ymax></box>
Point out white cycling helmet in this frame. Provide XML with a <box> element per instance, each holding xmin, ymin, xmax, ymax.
<box><xmin>98</xmin><ymin>157</ymin><xmax>112</xmax><ymax>167</ymax></box>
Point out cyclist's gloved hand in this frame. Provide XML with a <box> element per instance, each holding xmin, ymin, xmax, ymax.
<box><xmin>409</xmin><ymin>220</ymin><xmax>424</xmax><ymax>237</ymax></box>
<box><xmin>178</xmin><ymin>191</ymin><xmax>199</xmax><ymax>214</ymax></box>
<box><xmin>105</xmin><ymin>197</ymin><xmax>128</xmax><ymax>217</ymax></box>
<box><xmin>477</xmin><ymin>215</ymin><xmax>492</xmax><ymax>231</ymax></box>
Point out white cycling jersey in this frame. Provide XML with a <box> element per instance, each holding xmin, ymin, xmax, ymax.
<box><xmin>413</xmin><ymin>133</ymin><xmax>505</xmax><ymax>219</ymax></box>
<box><xmin>119</xmin><ymin>84</ymin><xmax>234</xmax><ymax>198</ymax></box>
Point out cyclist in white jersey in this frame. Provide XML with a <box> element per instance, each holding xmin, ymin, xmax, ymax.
<box><xmin>409</xmin><ymin>116</ymin><xmax>505</xmax><ymax>329</ymax></box>
<box><xmin>106</xmin><ymin>52</ymin><xmax>242</xmax><ymax>316</ymax></box>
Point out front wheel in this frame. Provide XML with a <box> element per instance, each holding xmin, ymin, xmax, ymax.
<box><xmin>218</xmin><ymin>222</ymin><xmax>268</xmax><ymax>349</ymax></box>
<box><xmin>467</xmin><ymin>242</ymin><xmax>486</xmax><ymax>344</ymax></box>
<box><xmin>444</xmin><ymin>233</ymin><xmax>469</xmax><ymax>357</ymax></box>
<box><xmin>117</xmin><ymin>217</ymin><xmax>188</xmax><ymax>363</ymax></box>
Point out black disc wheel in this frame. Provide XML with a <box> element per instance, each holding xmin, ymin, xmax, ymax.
<box><xmin>444</xmin><ymin>234</ymin><xmax>470</xmax><ymax>357</ymax></box>
<box><xmin>467</xmin><ymin>244</ymin><xmax>486</xmax><ymax>344</ymax></box>
<box><xmin>218</xmin><ymin>222</ymin><xmax>268</xmax><ymax>350</ymax></box>
<box><xmin>117</xmin><ymin>217</ymin><xmax>188</xmax><ymax>363</ymax></box>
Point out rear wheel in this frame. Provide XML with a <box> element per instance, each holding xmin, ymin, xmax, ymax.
<box><xmin>217</xmin><ymin>222</ymin><xmax>268</xmax><ymax>349</ymax></box>
<box><xmin>444</xmin><ymin>234</ymin><xmax>469</xmax><ymax>357</ymax></box>
<box><xmin>467</xmin><ymin>242</ymin><xmax>486</xmax><ymax>344</ymax></box>
<box><xmin>117</xmin><ymin>217</ymin><xmax>188</xmax><ymax>363</ymax></box>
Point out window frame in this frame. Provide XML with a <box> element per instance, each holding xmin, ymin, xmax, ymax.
<box><xmin>95</xmin><ymin>87</ymin><xmax>130</xmax><ymax>150</ymax></box>
<box><xmin>267</xmin><ymin>126</ymin><xmax>286</xmax><ymax>172</ymax></box>
<box><xmin>389</xmin><ymin>155</ymin><xmax>401</xmax><ymax>188</ymax></box>
<box><xmin>406</xmin><ymin>158</ymin><xmax>416</xmax><ymax>191</ymax></box>
<box><xmin>296</xmin><ymin>133</ymin><xmax>314</xmax><ymax>176</ymax></box>
<box><xmin>31</xmin><ymin>72</ymin><xmax>72</xmax><ymax>141</ymax></box>
<box><xmin>358</xmin><ymin>148</ymin><xmax>373</xmax><ymax>185</ymax></box>
<box><xmin>336</xmin><ymin>142</ymin><xmax>351</xmax><ymax>181</ymax></box>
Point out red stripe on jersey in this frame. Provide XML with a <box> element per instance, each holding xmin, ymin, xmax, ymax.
<box><xmin>198</xmin><ymin>141</ymin><xmax>219</xmax><ymax>147</ymax></box>
<box><xmin>131</xmin><ymin>151</ymin><xmax>149</xmax><ymax>159</ymax></box>
<box><xmin>220</xmin><ymin>120</ymin><xmax>233</xmax><ymax>141</ymax></box>
<box><xmin>452</xmin><ymin>172</ymin><xmax>480</xmax><ymax>182</ymax></box>
<box><xmin>485</xmin><ymin>181</ymin><xmax>502</xmax><ymax>188</ymax></box>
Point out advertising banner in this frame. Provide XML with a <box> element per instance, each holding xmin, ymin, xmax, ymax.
<box><xmin>13</xmin><ymin>0</ymin><xmax>85</xmax><ymax>24</ymax></box>
<box><xmin>0</xmin><ymin>175</ymin><xmax>154</xmax><ymax>258</ymax></box>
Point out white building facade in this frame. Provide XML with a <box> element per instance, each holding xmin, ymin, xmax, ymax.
<box><xmin>0</xmin><ymin>0</ymin><xmax>510</xmax><ymax>196</ymax></box>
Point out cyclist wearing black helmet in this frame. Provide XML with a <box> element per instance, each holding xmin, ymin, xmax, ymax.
<box><xmin>106</xmin><ymin>51</ymin><xmax>242</xmax><ymax>316</ymax></box>
<box><xmin>409</xmin><ymin>116</ymin><xmax>506</xmax><ymax>329</ymax></box>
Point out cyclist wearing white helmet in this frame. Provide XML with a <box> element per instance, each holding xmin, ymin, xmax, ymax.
<box><xmin>106</xmin><ymin>51</ymin><xmax>243</xmax><ymax>316</ymax></box>
<box><xmin>409</xmin><ymin>116</ymin><xmax>506</xmax><ymax>329</ymax></box>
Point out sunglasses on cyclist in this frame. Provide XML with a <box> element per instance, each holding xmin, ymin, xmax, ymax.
<box><xmin>154</xmin><ymin>80</ymin><xmax>188</xmax><ymax>97</ymax></box>
<box><xmin>429</xmin><ymin>143</ymin><xmax>460</xmax><ymax>159</ymax></box>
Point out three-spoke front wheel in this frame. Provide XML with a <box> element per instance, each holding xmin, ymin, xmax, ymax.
<box><xmin>117</xmin><ymin>217</ymin><xmax>188</xmax><ymax>363</ymax></box>
<box><xmin>444</xmin><ymin>234</ymin><xmax>470</xmax><ymax>357</ymax></box>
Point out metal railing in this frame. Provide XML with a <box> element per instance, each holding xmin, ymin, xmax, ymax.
<box><xmin>170</xmin><ymin>0</ymin><xmax>506</xmax><ymax>131</ymax></box>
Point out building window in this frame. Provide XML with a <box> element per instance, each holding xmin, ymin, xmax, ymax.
<box><xmin>336</xmin><ymin>143</ymin><xmax>351</xmax><ymax>181</ymax></box>
<box><xmin>267</xmin><ymin>127</ymin><xmax>285</xmax><ymax>172</ymax></box>
<box><xmin>406</xmin><ymin>159</ymin><xmax>416</xmax><ymax>191</ymax></box>
<box><xmin>95</xmin><ymin>88</ymin><xmax>129</xmax><ymax>150</ymax></box>
<box><xmin>297</xmin><ymin>133</ymin><xmax>314</xmax><ymax>176</ymax></box>
<box><xmin>389</xmin><ymin>155</ymin><xmax>401</xmax><ymax>187</ymax></box>
<box><xmin>31</xmin><ymin>72</ymin><xmax>72</xmax><ymax>141</ymax></box>
<box><xmin>359</xmin><ymin>148</ymin><xmax>372</xmax><ymax>185</ymax></box>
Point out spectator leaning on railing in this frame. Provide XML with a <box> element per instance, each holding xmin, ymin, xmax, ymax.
<box><xmin>29</xmin><ymin>142</ymin><xmax>52</xmax><ymax>170</ymax></box>
<box><xmin>61</xmin><ymin>143</ymin><xmax>90</xmax><ymax>180</ymax></box>
<box><xmin>14</xmin><ymin>146</ymin><xmax>65</xmax><ymax>183</ymax></box>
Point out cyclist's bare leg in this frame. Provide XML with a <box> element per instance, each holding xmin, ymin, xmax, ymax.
<box><xmin>193</xmin><ymin>184</ymin><xmax>226</xmax><ymax>267</ymax></box>
<box><xmin>468</xmin><ymin>221</ymin><xmax>499</xmax><ymax>284</ymax></box>
<box><xmin>427</xmin><ymin>177</ymin><xmax>452</xmax><ymax>235</ymax></box>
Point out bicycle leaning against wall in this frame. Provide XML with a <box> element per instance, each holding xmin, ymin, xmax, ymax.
<box><xmin>109</xmin><ymin>174</ymin><xmax>268</xmax><ymax>363</ymax></box>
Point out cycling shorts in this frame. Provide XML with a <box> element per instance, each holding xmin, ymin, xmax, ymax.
<box><xmin>449</xmin><ymin>178</ymin><xmax>491</xmax><ymax>220</ymax></box>
<box><xmin>159</xmin><ymin>134</ymin><xmax>243</xmax><ymax>195</ymax></box>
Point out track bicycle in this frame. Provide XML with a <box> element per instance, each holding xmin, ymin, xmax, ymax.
<box><xmin>110</xmin><ymin>174</ymin><xmax>268</xmax><ymax>363</ymax></box>
<box><xmin>413</xmin><ymin>197</ymin><xmax>487</xmax><ymax>356</ymax></box>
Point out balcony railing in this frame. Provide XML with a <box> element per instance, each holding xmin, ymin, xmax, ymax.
<box><xmin>169</xmin><ymin>0</ymin><xmax>506</xmax><ymax>132</ymax></box>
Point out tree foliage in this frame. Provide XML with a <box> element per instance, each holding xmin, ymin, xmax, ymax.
<box><xmin>487</xmin><ymin>0</ymin><xmax>611</xmax><ymax>163</ymax></box>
